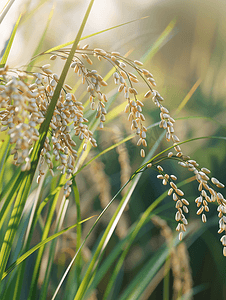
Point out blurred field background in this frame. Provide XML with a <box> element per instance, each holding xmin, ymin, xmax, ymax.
<box><xmin>1</xmin><ymin>0</ymin><xmax>226</xmax><ymax>299</ymax></box>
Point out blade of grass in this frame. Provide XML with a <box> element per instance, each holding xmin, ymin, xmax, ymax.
<box><xmin>0</xmin><ymin>135</ymin><xmax>11</xmax><ymax>193</ymax></box>
<box><xmin>26</xmin><ymin>4</ymin><xmax>55</xmax><ymax>72</ymax></box>
<box><xmin>135</xmin><ymin>135</ymin><xmax>226</xmax><ymax>176</ymax></box>
<box><xmin>0</xmin><ymin>161</ymin><xmax>22</xmax><ymax>202</ymax></box>
<box><xmin>11</xmin><ymin>167</ymin><xmax>47</xmax><ymax>300</ymax></box>
<box><xmin>0</xmin><ymin>171</ymin><xmax>32</xmax><ymax>279</ymax></box>
<box><xmin>101</xmin><ymin>189</ymin><xmax>169</xmax><ymax>299</ymax></box>
<box><xmin>141</xmin><ymin>18</ymin><xmax>177</xmax><ymax>62</ymax></box>
<box><xmin>0</xmin><ymin>0</ymin><xmax>15</xmax><ymax>24</ymax></box>
<box><xmin>0</xmin><ymin>168</ymin><xmax>21</xmax><ymax>231</ymax></box>
<box><xmin>44</xmin><ymin>16</ymin><xmax>149</xmax><ymax>54</ymax></box>
<box><xmin>0</xmin><ymin>13</ymin><xmax>21</xmax><ymax>68</ymax></box>
<box><xmin>84</xmin><ymin>224</ymin><xmax>138</xmax><ymax>297</ymax></box>
<box><xmin>163</xmin><ymin>255</ymin><xmax>170</xmax><ymax>300</ymax></box>
<box><xmin>72</xmin><ymin>179</ymin><xmax>82</xmax><ymax>286</ymax></box>
<box><xmin>39</xmin><ymin>195</ymin><xmax>69</xmax><ymax>300</ymax></box>
<box><xmin>1</xmin><ymin>216</ymin><xmax>94</xmax><ymax>281</ymax></box>
<box><xmin>175</xmin><ymin>78</ymin><xmax>202</xmax><ymax>115</ymax></box>
<box><xmin>27</xmin><ymin>175</ymin><xmax>64</xmax><ymax>299</ymax></box>
<box><xmin>10</xmin><ymin>172</ymin><xmax>57</xmax><ymax>300</ymax></box>
<box><xmin>20</xmin><ymin>0</ymin><xmax>50</xmax><ymax>25</ymax></box>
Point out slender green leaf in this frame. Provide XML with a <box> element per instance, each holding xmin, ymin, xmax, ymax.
<box><xmin>0</xmin><ymin>14</ymin><xmax>21</xmax><ymax>68</ymax></box>
<box><xmin>0</xmin><ymin>0</ymin><xmax>15</xmax><ymax>24</ymax></box>
<box><xmin>27</xmin><ymin>4</ymin><xmax>55</xmax><ymax>72</ymax></box>
<box><xmin>72</xmin><ymin>179</ymin><xmax>82</xmax><ymax>286</ymax></box>
<box><xmin>12</xmin><ymin>171</ymin><xmax>47</xmax><ymax>300</ymax></box>
<box><xmin>175</xmin><ymin>78</ymin><xmax>202</xmax><ymax>115</ymax></box>
<box><xmin>20</xmin><ymin>0</ymin><xmax>50</xmax><ymax>25</ymax></box>
<box><xmin>102</xmin><ymin>190</ymin><xmax>168</xmax><ymax>299</ymax></box>
<box><xmin>134</xmin><ymin>135</ymin><xmax>226</xmax><ymax>176</ymax></box>
<box><xmin>0</xmin><ymin>135</ymin><xmax>10</xmax><ymax>193</ymax></box>
<box><xmin>40</xmin><ymin>194</ymin><xmax>69</xmax><ymax>300</ymax></box>
<box><xmin>0</xmin><ymin>172</ymin><xmax>31</xmax><ymax>279</ymax></box>
<box><xmin>142</xmin><ymin>18</ymin><xmax>177</xmax><ymax>62</ymax></box>
<box><xmin>1</xmin><ymin>216</ymin><xmax>94</xmax><ymax>281</ymax></box>
<box><xmin>44</xmin><ymin>16</ymin><xmax>149</xmax><ymax>54</ymax></box>
<box><xmin>27</xmin><ymin>175</ymin><xmax>65</xmax><ymax>300</ymax></box>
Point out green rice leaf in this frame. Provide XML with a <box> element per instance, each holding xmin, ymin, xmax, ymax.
<box><xmin>40</xmin><ymin>189</ymin><xmax>70</xmax><ymax>300</ymax></box>
<box><xmin>20</xmin><ymin>0</ymin><xmax>50</xmax><ymax>25</ymax></box>
<box><xmin>1</xmin><ymin>216</ymin><xmax>94</xmax><ymax>281</ymax></box>
<box><xmin>0</xmin><ymin>13</ymin><xmax>22</xmax><ymax>68</ymax></box>
<box><xmin>0</xmin><ymin>135</ymin><xmax>10</xmax><ymax>193</ymax></box>
<box><xmin>27</xmin><ymin>174</ymin><xmax>65</xmax><ymax>300</ymax></box>
<box><xmin>142</xmin><ymin>18</ymin><xmax>177</xmax><ymax>62</ymax></box>
<box><xmin>26</xmin><ymin>4</ymin><xmax>55</xmax><ymax>72</ymax></box>
<box><xmin>175</xmin><ymin>78</ymin><xmax>202</xmax><ymax>115</ymax></box>
<box><xmin>72</xmin><ymin>179</ymin><xmax>82</xmax><ymax>286</ymax></box>
<box><xmin>0</xmin><ymin>167</ymin><xmax>21</xmax><ymax>231</ymax></box>
<box><xmin>0</xmin><ymin>170</ymin><xmax>33</xmax><ymax>280</ymax></box>
<box><xmin>44</xmin><ymin>16</ymin><xmax>149</xmax><ymax>54</ymax></box>
<box><xmin>0</xmin><ymin>0</ymin><xmax>16</xmax><ymax>24</ymax></box>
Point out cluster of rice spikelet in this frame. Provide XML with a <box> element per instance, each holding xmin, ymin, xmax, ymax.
<box><xmin>0</xmin><ymin>45</ymin><xmax>225</xmax><ymax>255</ymax></box>
<box><xmin>145</xmin><ymin>88</ymin><xmax>226</xmax><ymax>254</ymax></box>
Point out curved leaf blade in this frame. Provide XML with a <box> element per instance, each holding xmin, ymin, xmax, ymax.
<box><xmin>1</xmin><ymin>216</ymin><xmax>94</xmax><ymax>281</ymax></box>
<box><xmin>0</xmin><ymin>13</ymin><xmax>21</xmax><ymax>68</ymax></box>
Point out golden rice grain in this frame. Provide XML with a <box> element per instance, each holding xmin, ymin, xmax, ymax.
<box><xmin>175</xmin><ymin>211</ymin><xmax>181</xmax><ymax>221</ymax></box>
<box><xmin>179</xmin><ymin>232</ymin><xmax>183</xmax><ymax>241</ymax></box>
<box><xmin>211</xmin><ymin>177</ymin><xmax>219</xmax><ymax>185</ymax></box>
<box><xmin>173</xmin><ymin>193</ymin><xmax>178</xmax><ymax>201</ymax></box>
<box><xmin>170</xmin><ymin>182</ymin><xmax>177</xmax><ymax>190</ymax></box>
<box><xmin>157</xmin><ymin>165</ymin><xmax>163</xmax><ymax>171</ymax></box>
<box><xmin>144</xmin><ymin>91</ymin><xmax>152</xmax><ymax>98</ymax></box>
<box><xmin>134</xmin><ymin>60</ymin><xmax>143</xmax><ymax>66</ymax></box>
<box><xmin>170</xmin><ymin>175</ymin><xmax>177</xmax><ymax>181</ymax></box>
<box><xmin>217</xmin><ymin>183</ymin><xmax>225</xmax><ymax>188</ymax></box>
<box><xmin>130</xmin><ymin>76</ymin><xmax>139</xmax><ymax>83</ymax></box>
<box><xmin>197</xmin><ymin>206</ymin><xmax>204</xmax><ymax>215</ymax></box>
<box><xmin>168</xmin><ymin>152</ymin><xmax>173</xmax><ymax>158</ymax></box>
<box><xmin>168</xmin><ymin>188</ymin><xmax>173</xmax><ymax>195</ymax></box>
<box><xmin>120</xmin><ymin>70</ymin><xmax>127</xmax><ymax>79</ymax></box>
<box><xmin>111</xmin><ymin>51</ymin><xmax>120</xmax><ymax>56</ymax></box>
<box><xmin>140</xmin><ymin>149</ymin><xmax>145</xmax><ymax>157</ymax></box>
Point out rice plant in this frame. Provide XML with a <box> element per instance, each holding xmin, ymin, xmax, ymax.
<box><xmin>0</xmin><ymin>1</ymin><xmax>225</xmax><ymax>299</ymax></box>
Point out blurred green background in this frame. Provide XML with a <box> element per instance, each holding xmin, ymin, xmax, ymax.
<box><xmin>1</xmin><ymin>0</ymin><xmax>226</xmax><ymax>299</ymax></box>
